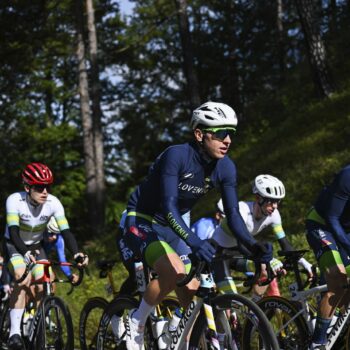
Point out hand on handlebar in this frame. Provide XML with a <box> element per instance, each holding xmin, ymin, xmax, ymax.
<box><xmin>74</xmin><ymin>252</ymin><xmax>89</xmax><ymax>267</ymax></box>
<box><xmin>187</xmin><ymin>235</ymin><xmax>216</xmax><ymax>263</ymax></box>
<box><xmin>269</xmin><ymin>258</ymin><xmax>286</xmax><ymax>275</ymax></box>
<box><xmin>24</xmin><ymin>250</ymin><xmax>37</xmax><ymax>265</ymax></box>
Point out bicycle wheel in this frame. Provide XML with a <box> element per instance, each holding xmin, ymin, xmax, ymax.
<box><xmin>190</xmin><ymin>293</ymin><xmax>280</xmax><ymax>350</ymax></box>
<box><xmin>190</xmin><ymin>308</ymin><xmax>232</xmax><ymax>350</ymax></box>
<box><xmin>97</xmin><ymin>295</ymin><xmax>139</xmax><ymax>349</ymax></box>
<box><xmin>79</xmin><ymin>297</ymin><xmax>108</xmax><ymax>350</ymax></box>
<box><xmin>33</xmin><ymin>296</ymin><xmax>74</xmax><ymax>350</ymax></box>
<box><xmin>0</xmin><ymin>299</ymin><xmax>10</xmax><ymax>349</ymax></box>
<box><xmin>244</xmin><ymin>296</ymin><xmax>309</xmax><ymax>350</ymax></box>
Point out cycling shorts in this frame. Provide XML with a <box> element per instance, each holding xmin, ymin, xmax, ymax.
<box><xmin>123</xmin><ymin>212</ymin><xmax>191</xmax><ymax>270</ymax></box>
<box><xmin>5</xmin><ymin>240</ymin><xmax>50</xmax><ymax>281</ymax></box>
<box><xmin>116</xmin><ymin>227</ymin><xmax>135</xmax><ymax>272</ymax></box>
<box><xmin>306</xmin><ymin>220</ymin><xmax>350</xmax><ymax>275</ymax></box>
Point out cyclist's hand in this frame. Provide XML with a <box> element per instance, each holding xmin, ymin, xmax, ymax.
<box><xmin>68</xmin><ymin>273</ymin><xmax>80</xmax><ymax>284</ymax></box>
<box><xmin>299</xmin><ymin>257</ymin><xmax>314</xmax><ymax>280</ymax></box>
<box><xmin>74</xmin><ymin>252</ymin><xmax>89</xmax><ymax>267</ymax></box>
<box><xmin>24</xmin><ymin>250</ymin><xmax>36</xmax><ymax>265</ymax></box>
<box><xmin>269</xmin><ymin>258</ymin><xmax>285</xmax><ymax>275</ymax></box>
<box><xmin>187</xmin><ymin>234</ymin><xmax>216</xmax><ymax>262</ymax></box>
<box><xmin>251</xmin><ymin>242</ymin><xmax>273</xmax><ymax>264</ymax></box>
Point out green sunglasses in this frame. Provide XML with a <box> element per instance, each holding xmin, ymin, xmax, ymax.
<box><xmin>202</xmin><ymin>127</ymin><xmax>236</xmax><ymax>141</ymax></box>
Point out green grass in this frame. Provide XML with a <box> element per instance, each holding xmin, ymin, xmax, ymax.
<box><xmin>56</xmin><ymin>253</ymin><xmax>128</xmax><ymax>349</ymax></box>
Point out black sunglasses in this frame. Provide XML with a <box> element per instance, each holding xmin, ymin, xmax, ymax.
<box><xmin>202</xmin><ymin>127</ymin><xmax>236</xmax><ymax>141</ymax></box>
<box><xmin>31</xmin><ymin>184</ymin><xmax>51</xmax><ymax>193</ymax></box>
<box><xmin>264</xmin><ymin>198</ymin><xmax>281</xmax><ymax>205</ymax></box>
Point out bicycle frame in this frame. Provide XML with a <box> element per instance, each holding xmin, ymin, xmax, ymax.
<box><xmin>168</xmin><ymin>272</ymin><xmax>220</xmax><ymax>350</ymax></box>
<box><xmin>288</xmin><ymin>281</ymin><xmax>350</xmax><ymax>349</ymax></box>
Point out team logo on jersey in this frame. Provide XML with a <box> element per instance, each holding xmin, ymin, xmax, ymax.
<box><xmin>139</xmin><ymin>224</ymin><xmax>152</xmax><ymax>233</ymax></box>
<box><xmin>40</xmin><ymin>215</ymin><xmax>49</xmax><ymax>221</ymax></box>
<box><xmin>321</xmin><ymin>239</ymin><xmax>332</xmax><ymax>247</ymax></box>
<box><xmin>129</xmin><ymin>226</ymin><xmax>147</xmax><ymax>240</ymax></box>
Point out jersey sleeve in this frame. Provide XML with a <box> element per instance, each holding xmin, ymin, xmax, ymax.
<box><xmin>55</xmin><ymin>235</ymin><xmax>72</xmax><ymax>277</ymax></box>
<box><xmin>324</xmin><ymin>169</ymin><xmax>350</xmax><ymax>252</ymax></box>
<box><xmin>219</xmin><ymin>159</ymin><xmax>256</xmax><ymax>248</ymax></box>
<box><xmin>6</xmin><ymin>194</ymin><xmax>20</xmax><ymax>227</ymax></box>
<box><xmin>51</xmin><ymin>197</ymin><xmax>70</xmax><ymax>231</ymax></box>
<box><xmin>271</xmin><ymin>210</ymin><xmax>286</xmax><ymax>240</ymax></box>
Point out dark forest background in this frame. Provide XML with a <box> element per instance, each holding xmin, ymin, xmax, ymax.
<box><xmin>0</xmin><ymin>0</ymin><xmax>349</xmax><ymax>248</ymax></box>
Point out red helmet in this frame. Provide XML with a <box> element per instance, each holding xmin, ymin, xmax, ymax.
<box><xmin>22</xmin><ymin>163</ymin><xmax>54</xmax><ymax>185</ymax></box>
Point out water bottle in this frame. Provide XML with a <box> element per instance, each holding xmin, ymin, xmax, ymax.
<box><xmin>22</xmin><ymin>311</ymin><xmax>34</xmax><ymax>337</ymax></box>
<box><xmin>155</xmin><ymin>316</ymin><xmax>169</xmax><ymax>349</ymax></box>
<box><xmin>134</xmin><ymin>261</ymin><xmax>146</xmax><ymax>292</ymax></box>
<box><xmin>168</xmin><ymin>307</ymin><xmax>183</xmax><ymax>333</ymax></box>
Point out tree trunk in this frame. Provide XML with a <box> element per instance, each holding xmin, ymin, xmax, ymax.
<box><xmin>86</xmin><ymin>0</ymin><xmax>106</xmax><ymax>234</ymax></box>
<box><xmin>174</xmin><ymin>0</ymin><xmax>201</xmax><ymax>109</ymax></box>
<box><xmin>294</xmin><ymin>0</ymin><xmax>335</xmax><ymax>97</ymax></box>
<box><xmin>75</xmin><ymin>0</ymin><xmax>99</xmax><ymax>236</ymax></box>
<box><xmin>276</xmin><ymin>0</ymin><xmax>286</xmax><ymax>83</ymax></box>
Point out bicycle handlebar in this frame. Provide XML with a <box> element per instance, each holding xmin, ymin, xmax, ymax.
<box><xmin>176</xmin><ymin>252</ymin><xmax>274</xmax><ymax>289</ymax></box>
<box><xmin>15</xmin><ymin>259</ymin><xmax>85</xmax><ymax>290</ymax></box>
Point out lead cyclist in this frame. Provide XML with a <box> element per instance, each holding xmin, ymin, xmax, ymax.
<box><xmin>120</xmin><ymin>102</ymin><xmax>274</xmax><ymax>350</ymax></box>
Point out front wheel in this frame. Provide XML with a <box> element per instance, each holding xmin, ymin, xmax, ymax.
<box><xmin>97</xmin><ymin>296</ymin><xmax>138</xmax><ymax>349</ymax></box>
<box><xmin>33</xmin><ymin>296</ymin><xmax>74</xmax><ymax>350</ymax></box>
<box><xmin>190</xmin><ymin>293</ymin><xmax>280</xmax><ymax>350</ymax></box>
<box><xmin>79</xmin><ymin>297</ymin><xmax>108</xmax><ymax>350</ymax></box>
<box><xmin>0</xmin><ymin>299</ymin><xmax>10</xmax><ymax>348</ymax></box>
<box><xmin>244</xmin><ymin>296</ymin><xmax>310</xmax><ymax>350</ymax></box>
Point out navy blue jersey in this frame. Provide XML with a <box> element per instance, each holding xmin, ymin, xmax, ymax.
<box><xmin>127</xmin><ymin>142</ymin><xmax>256</xmax><ymax>248</ymax></box>
<box><xmin>314</xmin><ymin>164</ymin><xmax>350</xmax><ymax>249</ymax></box>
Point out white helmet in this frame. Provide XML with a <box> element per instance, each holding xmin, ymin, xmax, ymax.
<box><xmin>190</xmin><ymin>102</ymin><xmax>238</xmax><ymax>130</ymax></box>
<box><xmin>252</xmin><ymin>175</ymin><xmax>285</xmax><ymax>199</ymax></box>
<box><xmin>216</xmin><ymin>199</ymin><xmax>225</xmax><ymax>216</ymax></box>
<box><xmin>47</xmin><ymin>216</ymin><xmax>60</xmax><ymax>234</ymax></box>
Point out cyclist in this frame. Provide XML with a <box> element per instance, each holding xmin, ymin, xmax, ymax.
<box><xmin>122</xmin><ymin>101</ymin><xmax>273</xmax><ymax>350</ymax></box>
<box><xmin>210</xmin><ymin>174</ymin><xmax>313</xmax><ymax>299</ymax></box>
<box><xmin>191</xmin><ymin>199</ymin><xmax>226</xmax><ymax>240</ymax></box>
<box><xmin>43</xmin><ymin>216</ymin><xmax>78</xmax><ymax>283</ymax></box>
<box><xmin>3</xmin><ymin>162</ymin><xmax>89</xmax><ymax>349</ymax></box>
<box><xmin>306</xmin><ymin>164</ymin><xmax>350</xmax><ymax>350</ymax></box>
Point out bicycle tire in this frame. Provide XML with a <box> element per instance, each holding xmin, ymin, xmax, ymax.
<box><xmin>190</xmin><ymin>293</ymin><xmax>280</xmax><ymax>350</ymax></box>
<box><xmin>32</xmin><ymin>296</ymin><xmax>74</xmax><ymax>350</ymax></box>
<box><xmin>79</xmin><ymin>297</ymin><xmax>108</xmax><ymax>350</ymax></box>
<box><xmin>97</xmin><ymin>295</ymin><xmax>180</xmax><ymax>349</ymax></box>
<box><xmin>189</xmin><ymin>308</ymin><xmax>232</xmax><ymax>350</ymax></box>
<box><xmin>0</xmin><ymin>299</ymin><xmax>10</xmax><ymax>349</ymax></box>
<box><xmin>244</xmin><ymin>296</ymin><xmax>309</xmax><ymax>350</ymax></box>
<box><xmin>97</xmin><ymin>295</ymin><xmax>139</xmax><ymax>349</ymax></box>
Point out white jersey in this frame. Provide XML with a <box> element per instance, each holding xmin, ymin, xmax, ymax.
<box><xmin>5</xmin><ymin>192</ymin><xmax>69</xmax><ymax>245</ymax></box>
<box><xmin>212</xmin><ymin>201</ymin><xmax>285</xmax><ymax>248</ymax></box>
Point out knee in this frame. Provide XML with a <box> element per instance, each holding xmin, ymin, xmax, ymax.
<box><xmin>327</xmin><ymin>272</ymin><xmax>347</xmax><ymax>293</ymax></box>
